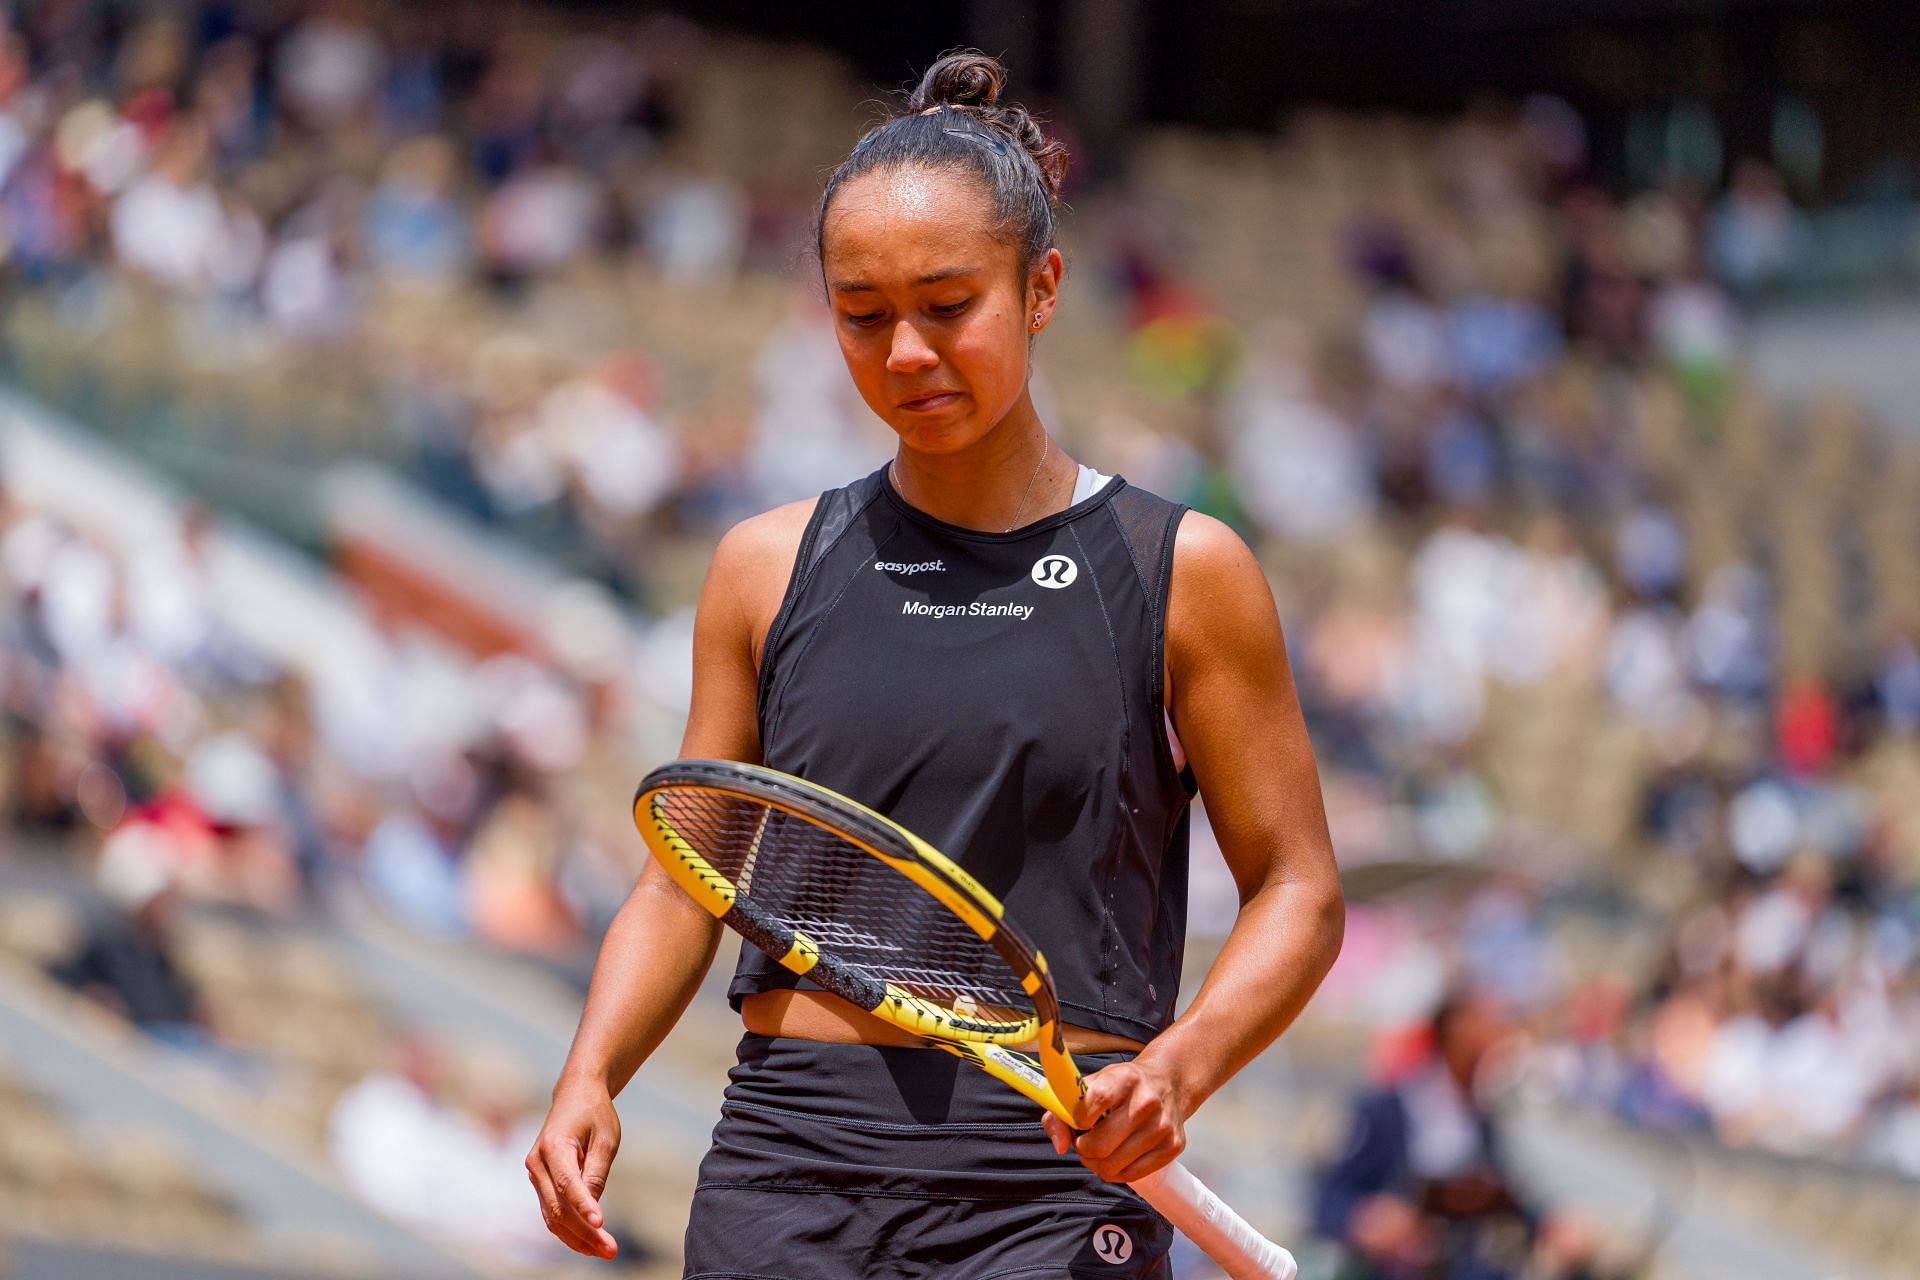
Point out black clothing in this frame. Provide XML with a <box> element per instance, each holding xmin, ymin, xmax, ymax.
<box><xmin>734</xmin><ymin>467</ymin><xmax>1194</xmax><ymax>1042</ymax></box>
<box><xmin>51</xmin><ymin>920</ymin><xmax>197</xmax><ymax>1028</ymax></box>
<box><xmin>1311</xmin><ymin>1066</ymin><xmax>1541</xmax><ymax>1280</ymax></box>
<box><xmin>682</xmin><ymin>1034</ymin><xmax>1172</xmax><ymax>1279</ymax></box>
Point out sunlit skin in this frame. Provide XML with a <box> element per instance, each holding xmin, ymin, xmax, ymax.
<box><xmin>822</xmin><ymin>166</ymin><xmax>1070</xmax><ymax>530</ymax></box>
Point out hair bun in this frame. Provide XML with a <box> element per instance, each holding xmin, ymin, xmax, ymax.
<box><xmin>907</xmin><ymin>50</ymin><xmax>1005</xmax><ymax>113</ymax></box>
<box><xmin>899</xmin><ymin>49</ymin><xmax>1068</xmax><ymax>206</ymax></box>
<box><xmin>814</xmin><ymin>49</ymin><xmax>1068</xmax><ymax>277</ymax></box>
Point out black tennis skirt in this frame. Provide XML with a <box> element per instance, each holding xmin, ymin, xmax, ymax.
<box><xmin>681</xmin><ymin>1033</ymin><xmax>1173</xmax><ymax>1279</ymax></box>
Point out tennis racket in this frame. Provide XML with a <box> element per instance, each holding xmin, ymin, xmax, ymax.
<box><xmin>633</xmin><ymin>758</ymin><xmax>1297</xmax><ymax>1280</ymax></box>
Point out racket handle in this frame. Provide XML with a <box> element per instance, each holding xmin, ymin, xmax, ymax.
<box><xmin>1130</xmin><ymin>1160</ymin><xmax>1297</xmax><ymax>1280</ymax></box>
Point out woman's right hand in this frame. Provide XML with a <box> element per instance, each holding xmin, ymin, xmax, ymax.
<box><xmin>526</xmin><ymin>1077</ymin><xmax>622</xmax><ymax>1259</ymax></box>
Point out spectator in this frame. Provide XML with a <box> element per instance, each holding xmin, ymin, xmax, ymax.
<box><xmin>478</xmin><ymin>152</ymin><xmax>605</xmax><ymax>282</ymax></box>
<box><xmin>0</xmin><ymin>31</ymin><xmax>31</xmax><ymax>192</ymax></box>
<box><xmin>1686</xmin><ymin>561</ymin><xmax>1774</xmax><ymax>705</ymax></box>
<box><xmin>1313</xmin><ymin>990</ymin><xmax>1601</xmax><ymax>1280</ymax></box>
<box><xmin>110</xmin><ymin>115</ymin><xmax>257</xmax><ymax>294</ymax></box>
<box><xmin>640</xmin><ymin>151</ymin><xmax>747</xmax><ymax>283</ymax></box>
<box><xmin>1448</xmin><ymin>283</ymin><xmax>1563</xmax><ymax>401</ymax></box>
<box><xmin>179</xmin><ymin>730</ymin><xmax>303</xmax><ymax>914</ymax></box>
<box><xmin>1605</xmin><ymin>602</ymin><xmax>1692</xmax><ymax>728</ymax></box>
<box><xmin>328</xmin><ymin>1034</ymin><xmax>462</xmax><ymax>1232</ymax></box>
<box><xmin>1646</xmin><ymin>257</ymin><xmax>1740</xmax><ymax>412</ymax></box>
<box><xmin>329</xmin><ymin>1036</ymin><xmax>590</xmax><ymax>1261</ymax></box>
<box><xmin>463</xmin><ymin>786</ymin><xmax>577</xmax><ymax>955</ymax></box>
<box><xmin>361</xmin><ymin>794</ymin><xmax>468</xmax><ymax>935</ymax></box>
<box><xmin>1867</xmin><ymin>1081</ymin><xmax>1920</xmax><ymax>1177</ymax></box>
<box><xmin>275</xmin><ymin>0</ymin><xmax>388</xmax><ymax>130</ymax></box>
<box><xmin>438</xmin><ymin>1050</ymin><xmax>570</xmax><ymax>1261</ymax></box>
<box><xmin>50</xmin><ymin>823</ymin><xmax>203</xmax><ymax>1039</ymax></box>
<box><xmin>362</xmin><ymin>134</ymin><xmax>470</xmax><ymax>280</ymax></box>
<box><xmin>540</xmin><ymin>351</ymin><xmax>680</xmax><ymax>525</ymax></box>
<box><xmin>1611</xmin><ymin>498</ymin><xmax>1686</xmax><ymax>602</ymax></box>
<box><xmin>1706</xmin><ymin>159</ymin><xmax>1808</xmax><ymax>302</ymax></box>
<box><xmin>125</xmin><ymin>504</ymin><xmax>224</xmax><ymax>676</ymax></box>
<box><xmin>1869</xmin><ymin>623</ymin><xmax>1920</xmax><ymax>734</ymax></box>
<box><xmin>1226</xmin><ymin>319</ymin><xmax>1375</xmax><ymax>546</ymax></box>
<box><xmin>1353</xmin><ymin>227</ymin><xmax>1455</xmax><ymax>394</ymax></box>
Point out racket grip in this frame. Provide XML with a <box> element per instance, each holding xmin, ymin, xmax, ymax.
<box><xmin>1129</xmin><ymin>1160</ymin><xmax>1297</xmax><ymax>1280</ymax></box>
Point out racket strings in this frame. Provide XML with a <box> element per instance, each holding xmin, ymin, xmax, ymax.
<box><xmin>656</xmin><ymin>789</ymin><xmax>1035</xmax><ymax>1023</ymax></box>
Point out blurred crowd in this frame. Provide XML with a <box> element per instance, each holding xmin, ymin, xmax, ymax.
<box><xmin>1</xmin><ymin>1</ymin><xmax>1918</xmax><ymax>1253</ymax></box>
<box><xmin>0</xmin><ymin>476</ymin><xmax>651</xmax><ymax>942</ymax></box>
<box><xmin>1227</xmin><ymin>96</ymin><xmax>1920</xmax><ymax>1185</ymax></box>
<box><xmin>0</xmin><ymin>0</ymin><xmax>889</xmax><ymax>597</ymax></box>
<box><xmin>0</xmin><ymin>474</ymin><xmax>658</xmax><ymax>1260</ymax></box>
<box><xmin>328</xmin><ymin>1033</ymin><xmax>606</xmax><ymax>1263</ymax></box>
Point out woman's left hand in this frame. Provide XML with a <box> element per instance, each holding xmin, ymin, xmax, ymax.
<box><xmin>1041</xmin><ymin>1057</ymin><xmax>1190</xmax><ymax>1183</ymax></box>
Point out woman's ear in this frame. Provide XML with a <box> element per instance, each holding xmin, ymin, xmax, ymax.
<box><xmin>1026</xmin><ymin>247</ymin><xmax>1064</xmax><ymax>332</ymax></box>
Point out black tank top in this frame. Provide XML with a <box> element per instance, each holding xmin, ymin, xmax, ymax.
<box><xmin>733</xmin><ymin>465</ymin><xmax>1195</xmax><ymax>1041</ymax></box>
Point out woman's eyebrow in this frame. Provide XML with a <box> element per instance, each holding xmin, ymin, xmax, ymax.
<box><xmin>831</xmin><ymin>266</ymin><xmax>979</xmax><ymax>295</ymax></box>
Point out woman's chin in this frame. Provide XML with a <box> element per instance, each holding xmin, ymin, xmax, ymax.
<box><xmin>893</xmin><ymin>418</ymin><xmax>983</xmax><ymax>455</ymax></box>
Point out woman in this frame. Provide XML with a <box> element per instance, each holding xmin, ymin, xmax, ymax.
<box><xmin>528</xmin><ymin>51</ymin><xmax>1344</xmax><ymax>1278</ymax></box>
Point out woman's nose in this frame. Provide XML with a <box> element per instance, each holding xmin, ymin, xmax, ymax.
<box><xmin>886</xmin><ymin>320</ymin><xmax>938</xmax><ymax>372</ymax></box>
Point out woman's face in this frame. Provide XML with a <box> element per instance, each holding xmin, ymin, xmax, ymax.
<box><xmin>821</xmin><ymin>166</ymin><xmax>1060</xmax><ymax>455</ymax></box>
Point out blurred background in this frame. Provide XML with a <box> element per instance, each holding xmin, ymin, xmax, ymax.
<box><xmin>1</xmin><ymin>1</ymin><xmax>1918</xmax><ymax>1277</ymax></box>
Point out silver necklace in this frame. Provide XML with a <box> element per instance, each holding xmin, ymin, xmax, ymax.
<box><xmin>891</xmin><ymin>435</ymin><xmax>1052</xmax><ymax>533</ymax></box>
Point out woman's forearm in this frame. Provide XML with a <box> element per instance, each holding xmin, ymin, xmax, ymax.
<box><xmin>1137</xmin><ymin>871</ymin><xmax>1344</xmax><ymax>1114</ymax></box>
<box><xmin>554</xmin><ymin>864</ymin><xmax>723</xmax><ymax>1099</ymax></box>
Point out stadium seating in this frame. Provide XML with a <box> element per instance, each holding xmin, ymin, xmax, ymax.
<box><xmin>0</xmin><ymin>1047</ymin><xmax>253</xmax><ymax>1266</ymax></box>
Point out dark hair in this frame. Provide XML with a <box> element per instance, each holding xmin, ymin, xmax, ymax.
<box><xmin>1429</xmin><ymin>987</ymin><xmax>1483</xmax><ymax>1048</ymax></box>
<box><xmin>814</xmin><ymin>50</ymin><xmax>1068</xmax><ymax>284</ymax></box>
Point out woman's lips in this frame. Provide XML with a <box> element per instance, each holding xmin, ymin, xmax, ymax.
<box><xmin>899</xmin><ymin>391</ymin><xmax>962</xmax><ymax>412</ymax></box>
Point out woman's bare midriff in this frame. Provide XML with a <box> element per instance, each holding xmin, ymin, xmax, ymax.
<box><xmin>740</xmin><ymin>989</ymin><xmax>1147</xmax><ymax>1054</ymax></box>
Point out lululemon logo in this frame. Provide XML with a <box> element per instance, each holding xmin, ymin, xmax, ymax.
<box><xmin>1031</xmin><ymin>554</ymin><xmax>1077</xmax><ymax>589</ymax></box>
<box><xmin>1091</xmin><ymin>1223</ymin><xmax>1133</xmax><ymax>1265</ymax></box>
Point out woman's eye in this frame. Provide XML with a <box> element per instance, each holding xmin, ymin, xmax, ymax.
<box><xmin>931</xmin><ymin>301</ymin><xmax>970</xmax><ymax>317</ymax></box>
<box><xmin>844</xmin><ymin>312</ymin><xmax>884</xmax><ymax>327</ymax></box>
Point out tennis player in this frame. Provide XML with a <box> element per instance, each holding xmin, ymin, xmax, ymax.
<box><xmin>529</xmin><ymin>51</ymin><xmax>1344</xmax><ymax>1278</ymax></box>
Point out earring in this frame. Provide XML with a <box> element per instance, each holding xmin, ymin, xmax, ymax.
<box><xmin>1032</xmin><ymin>313</ymin><xmax>1043</xmax><ymax>329</ymax></box>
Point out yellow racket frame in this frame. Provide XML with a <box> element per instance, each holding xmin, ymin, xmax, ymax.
<box><xmin>633</xmin><ymin>760</ymin><xmax>1090</xmax><ymax>1126</ymax></box>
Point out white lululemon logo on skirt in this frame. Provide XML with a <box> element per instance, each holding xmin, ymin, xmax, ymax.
<box><xmin>1091</xmin><ymin>1222</ymin><xmax>1133</xmax><ymax>1264</ymax></box>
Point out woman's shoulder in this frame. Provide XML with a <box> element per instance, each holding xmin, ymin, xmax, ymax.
<box><xmin>710</xmin><ymin>466</ymin><xmax>892</xmax><ymax>591</ymax></box>
<box><xmin>1102</xmin><ymin>479</ymin><xmax>1255</xmax><ymax>585</ymax></box>
<box><xmin>711</xmin><ymin>497</ymin><xmax>820</xmax><ymax>589</ymax></box>
<box><xmin>700</xmin><ymin>499</ymin><xmax>823</xmax><ymax>668</ymax></box>
<box><xmin>721</xmin><ymin>497</ymin><xmax>820</xmax><ymax>551</ymax></box>
<box><xmin>1166</xmin><ymin>511</ymin><xmax>1277</xmax><ymax>657</ymax></box>
<box><xmin>1169</xmin><ymin>509</ymin><xmax>1254</xmax><ymax>572</ymax></box>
